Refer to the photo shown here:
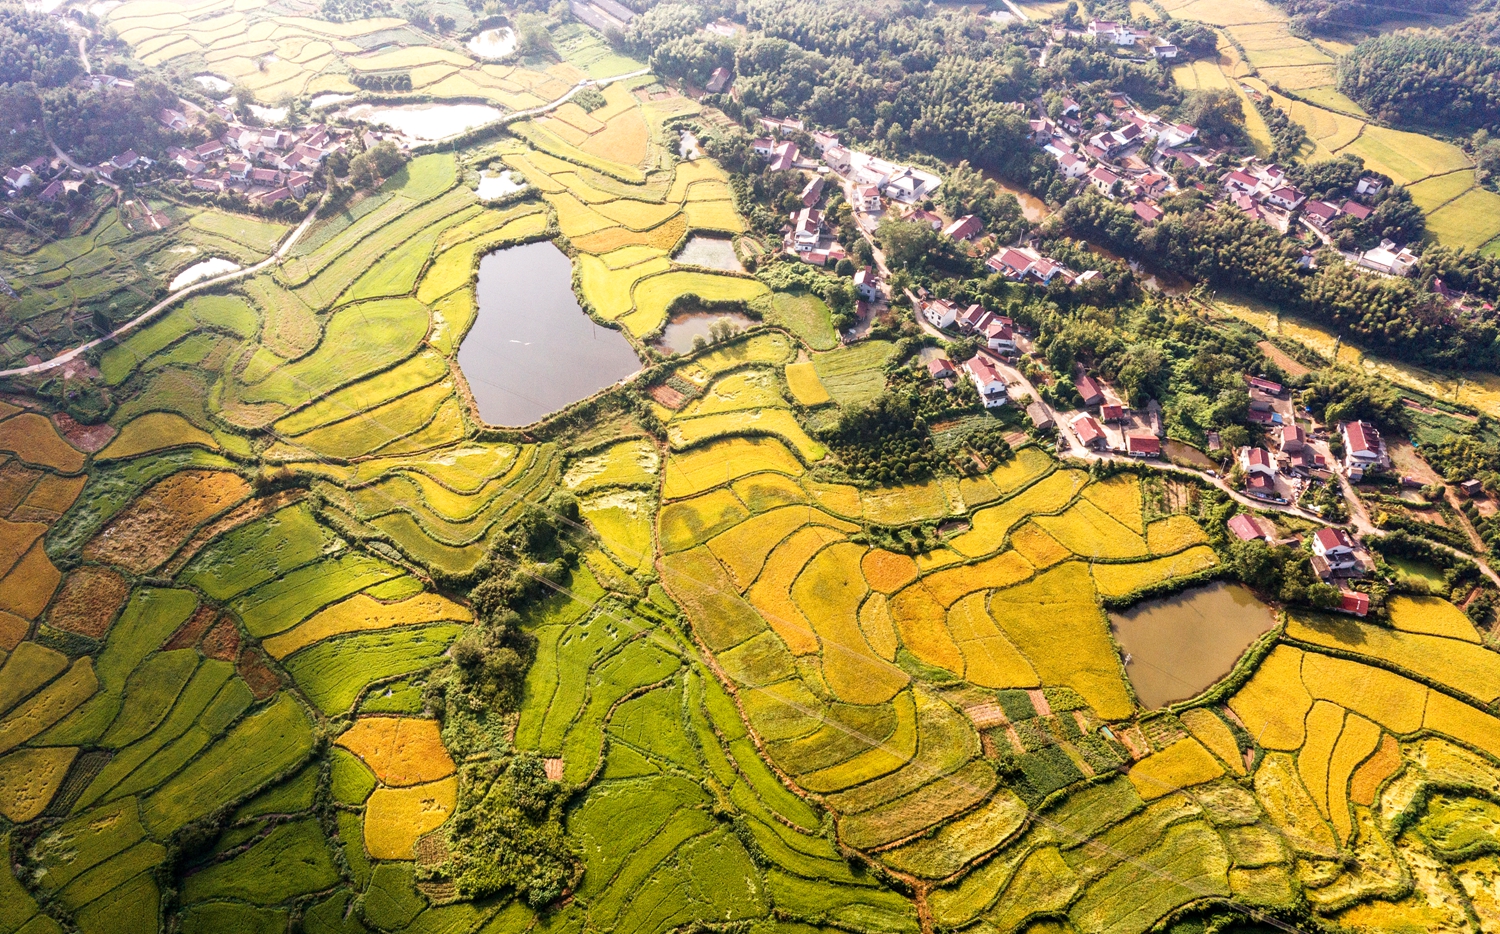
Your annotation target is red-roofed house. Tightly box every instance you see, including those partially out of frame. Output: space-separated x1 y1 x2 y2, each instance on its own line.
1072 414 1107 450
1132 201 1164 225
1100 403 1124 422
1264 186 1306 210
1248 376 1284 396
768 141 798 172
1088 166 1121 196
854 267 880 302
983 318 1016 355
1304 200 1340 228
1076 374 1104 408
1057 152 1089 179
928 357 956 380
959 304 993 331
922 298 959 329
1126 434 1160 458
1341 421 1384 476
943 214 984 241
988 247 1035 280
800 175 824 207
1227 513 1276 542
1341 200 1372 220
1338 589 1369 617
1239 446 1276 477
855 184 881 213
902 206 944 230
964 354 1010 408
1222 170 1259 194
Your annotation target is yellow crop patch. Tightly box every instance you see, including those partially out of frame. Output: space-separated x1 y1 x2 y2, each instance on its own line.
1297 700 1345 817
731 471 808 513
919 550 1034 607
0 413 84 473
668 409 825 462
662 436 804 500
785 362 832 406
949 469 1086 558
0 746 77 822
1299 651 1426 735
1348 734 1401 806
99 412 219 461
1386 595 1481 643
988 562 1132 719
859 592 899 661
336 717 455 786
1145 515 1209 553
990 446 1054 492
947 592 1038 689
793 542 909 705
1081 474 1144 532
1128 738 1224 799
1090 546 1217 598
1252 751 1336 857
265 592 473 659
708 505 852 590
658 487 749 553
1035 499 1148 560
1424 690 1500 761
1229 645 1311 751
747 525 845 655
1285 610 1500 703
861 549 919 594
1180 708 1245 775
364 776 458 859
890 583 964 675
1325 713 1380 843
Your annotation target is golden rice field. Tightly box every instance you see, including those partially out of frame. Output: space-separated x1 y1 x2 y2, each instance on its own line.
8 6 1500 932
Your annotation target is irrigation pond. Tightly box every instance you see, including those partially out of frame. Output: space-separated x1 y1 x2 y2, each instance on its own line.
458 241 641 425
1110 581 1277 708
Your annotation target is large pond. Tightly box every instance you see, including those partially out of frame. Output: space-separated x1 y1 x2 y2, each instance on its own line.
458 242 641 425
673 235 743 272
654 310 758 354
1110 582 1277 709
342 102 504 141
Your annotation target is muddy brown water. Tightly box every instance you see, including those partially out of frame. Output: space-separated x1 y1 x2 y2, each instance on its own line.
653 310 758 354
458 242 641 426
1110 582 1277 709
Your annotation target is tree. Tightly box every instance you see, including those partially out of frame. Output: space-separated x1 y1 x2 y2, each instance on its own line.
877 216 942 272
1179 89 1245 142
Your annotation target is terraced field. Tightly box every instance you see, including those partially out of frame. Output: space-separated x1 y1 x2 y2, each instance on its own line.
6 15 1500 933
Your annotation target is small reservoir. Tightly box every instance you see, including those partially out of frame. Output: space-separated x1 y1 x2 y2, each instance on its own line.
674 235 743 272
342 102 504 141
458 242 641 426
1110 582 1277 709
653 310 757 354
468 27 517 59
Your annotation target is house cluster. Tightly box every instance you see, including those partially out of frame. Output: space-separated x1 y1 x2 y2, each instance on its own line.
1029 93 1193 227
986 244 1099 287
1226 513 1370 615
3 156 87 204
1068 371 1162 457
1051 19 1181 60
1235 421 1332 504
168 113 344 205
920 300 1019 354
782 204 846 266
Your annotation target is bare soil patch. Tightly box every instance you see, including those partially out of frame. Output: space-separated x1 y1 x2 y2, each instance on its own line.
46 566 130 638
84 469 253 574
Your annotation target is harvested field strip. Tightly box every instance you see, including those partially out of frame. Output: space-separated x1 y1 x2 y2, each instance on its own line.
668 409 825 462
1091 546 1218 598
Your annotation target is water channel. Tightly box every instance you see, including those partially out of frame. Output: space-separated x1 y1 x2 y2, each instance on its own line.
1109 581 1277 709
458 242 641 426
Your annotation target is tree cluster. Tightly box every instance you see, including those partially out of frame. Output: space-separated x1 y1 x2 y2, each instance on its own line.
1060 191 1492 370
824 390 946 483
435 755 580 906
43 75 180 164
351 71 413 91
0 6 79 87
1252 95 1309 162
937 160 1029 244
1272 0 1464 34
316 0 393 22
1227 537 1343 608
1338 33 1500 133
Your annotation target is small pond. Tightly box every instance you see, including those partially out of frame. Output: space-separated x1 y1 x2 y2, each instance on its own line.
679 130 701 161
653 310 757 354
477 169 527 201
673 235 743 272
467 27 517 59
247 103 288 124
342 102 504 141
310 93 356 110
1110 581 1277 709
170 258 240 291
194 74 232 93
458 242 642 425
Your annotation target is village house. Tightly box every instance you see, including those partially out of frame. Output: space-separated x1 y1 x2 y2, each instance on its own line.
1263 185 1306 210
823 146 853 175
705 66 731 93
1027 401 1055 431
1341 420 1385 478
983 317 1017 355
855 184 881 213
1152 43 1178 59
927 357 956 381
799 175 824 207
1100 402 1124 423
1227 513 1278 542
1072 414 1107 450
1076 373 1104 408
854 267 880 302
1310 527 1373 582
1356 176 1385 196
768 141 798 172
1132 201 1164 225
1239 446 1282 501
1303 200 1340 229
958 303 992 331
964 354 1010 408
789 207 824 253
3 166 33 191
1357 240 1418 277
1088 166 1121 197
1057 152 1090 179
902 206 944 230
921 298 959 329
1126 434 1161 458
943 214 984 241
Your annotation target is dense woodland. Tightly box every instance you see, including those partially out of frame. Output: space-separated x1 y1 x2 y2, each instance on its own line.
1337 33 1500 132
